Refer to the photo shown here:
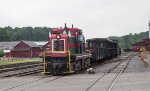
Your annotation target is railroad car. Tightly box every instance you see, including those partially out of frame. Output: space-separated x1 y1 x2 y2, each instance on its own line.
43 24 121 75
86 38 120 63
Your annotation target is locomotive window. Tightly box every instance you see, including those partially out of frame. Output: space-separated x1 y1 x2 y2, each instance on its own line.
52 39 65 53
53 32 61 34
101 43 103 47
89 42 92 47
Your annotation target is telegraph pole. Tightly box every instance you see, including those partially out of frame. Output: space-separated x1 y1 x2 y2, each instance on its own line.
149 20 150 38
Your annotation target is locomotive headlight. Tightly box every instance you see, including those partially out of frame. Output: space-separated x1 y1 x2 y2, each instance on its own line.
56 35 61 39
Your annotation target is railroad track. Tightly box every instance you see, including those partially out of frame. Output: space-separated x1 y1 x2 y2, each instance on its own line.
0 62 41 69
0 62 43 78
0 62 64 91
2 75 63 91
90 53 131 71
1 53 135 91
82 52 135 91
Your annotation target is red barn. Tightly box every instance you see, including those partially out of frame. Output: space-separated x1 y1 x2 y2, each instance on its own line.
11 41 40 57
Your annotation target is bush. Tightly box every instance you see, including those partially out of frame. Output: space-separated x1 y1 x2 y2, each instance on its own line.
0 50 4 57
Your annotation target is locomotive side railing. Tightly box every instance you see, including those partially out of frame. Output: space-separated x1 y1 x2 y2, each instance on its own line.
43 51 49 74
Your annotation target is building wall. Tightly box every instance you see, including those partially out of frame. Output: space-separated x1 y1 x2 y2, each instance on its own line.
11 47 40 57
31 47 41 57
11 50 30 57
132 39 150 52
146 43 150 51
132 45 141 52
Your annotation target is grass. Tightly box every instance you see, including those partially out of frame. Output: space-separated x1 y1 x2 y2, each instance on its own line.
0 60 33 66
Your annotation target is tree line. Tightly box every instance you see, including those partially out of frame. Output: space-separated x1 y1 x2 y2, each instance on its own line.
108 31 149 49
0 26 52 41
0 26 149 49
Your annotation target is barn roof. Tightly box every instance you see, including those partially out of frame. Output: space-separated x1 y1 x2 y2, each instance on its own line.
22 41 39 47
11 41 40 51
0 42 19 50
34 41 48 46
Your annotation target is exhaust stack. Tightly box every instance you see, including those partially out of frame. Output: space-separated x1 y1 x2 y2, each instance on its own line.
64 23 67 28
63 23 68 34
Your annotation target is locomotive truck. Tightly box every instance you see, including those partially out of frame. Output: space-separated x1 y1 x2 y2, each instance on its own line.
43 24 120 75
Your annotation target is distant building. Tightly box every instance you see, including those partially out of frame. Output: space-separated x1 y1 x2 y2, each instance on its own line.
0 42 19 57
11 41 41 57
132 38 150 52
42 41 50 51
41 41 50 56
0 41 50 57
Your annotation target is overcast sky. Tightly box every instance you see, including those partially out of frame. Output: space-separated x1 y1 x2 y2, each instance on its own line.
0 0 150 39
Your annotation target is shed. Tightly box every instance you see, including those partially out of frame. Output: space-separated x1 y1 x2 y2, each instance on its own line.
11 41 40 57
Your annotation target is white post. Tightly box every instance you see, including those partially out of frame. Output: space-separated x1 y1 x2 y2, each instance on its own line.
149 20 150 38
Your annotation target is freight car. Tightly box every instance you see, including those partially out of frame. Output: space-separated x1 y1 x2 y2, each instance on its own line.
43 24 120 75
86 38 121 63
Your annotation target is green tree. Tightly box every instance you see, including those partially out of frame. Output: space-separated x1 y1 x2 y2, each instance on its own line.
0 28 10 41
0 50 4 57
108 31 149 49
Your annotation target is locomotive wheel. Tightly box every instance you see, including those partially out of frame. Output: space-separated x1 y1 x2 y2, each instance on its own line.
51 70 56 75
82 58 90 68
75 60 82 71
86 58 91 67
73 63 77 72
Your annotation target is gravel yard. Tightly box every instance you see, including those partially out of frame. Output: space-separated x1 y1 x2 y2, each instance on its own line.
124 53 150 73
1 53 150 91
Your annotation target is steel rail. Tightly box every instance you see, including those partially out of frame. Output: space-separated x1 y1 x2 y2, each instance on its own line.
0 66 43 78
0 63 42 73
2 75 63 91
107 60 130 91
81 60 124 91
82 52 134 91
107 53 134 91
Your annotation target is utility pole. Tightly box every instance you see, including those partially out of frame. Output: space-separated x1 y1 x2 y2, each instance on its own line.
149 20 150 38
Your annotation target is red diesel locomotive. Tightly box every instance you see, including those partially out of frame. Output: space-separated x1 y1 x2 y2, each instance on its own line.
43 24 120 75
43 24 91 75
